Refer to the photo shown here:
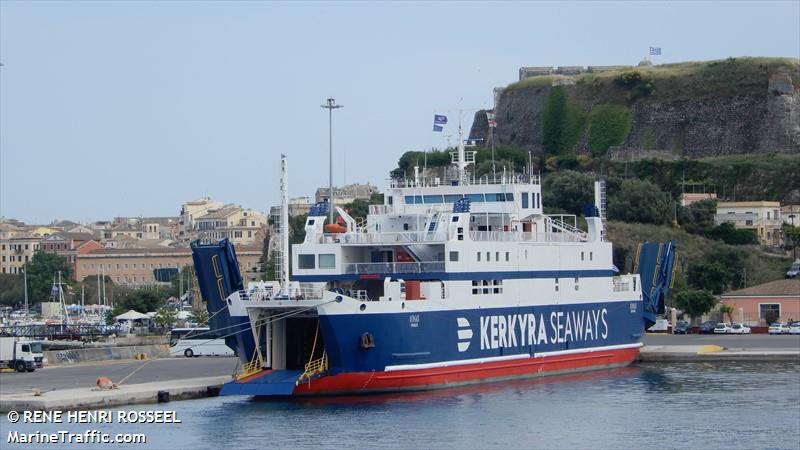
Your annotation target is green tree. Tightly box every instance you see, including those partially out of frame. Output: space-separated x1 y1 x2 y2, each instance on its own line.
188 308 209 326
709 222 757 245
115 289 164 313
342 199 369 222
781 223 799 258
674 289 718 320
153 306 178 329
607 179 672 224
0 274 24 307
25 252 72 305
677 199 717 235
289 214 308 244
687 261 732 294
587 104 632 157
541 170 594 215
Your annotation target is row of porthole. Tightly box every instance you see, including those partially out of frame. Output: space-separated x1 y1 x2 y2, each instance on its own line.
356 302 406 311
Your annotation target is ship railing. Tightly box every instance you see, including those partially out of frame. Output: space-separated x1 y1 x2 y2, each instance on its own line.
469 231 585 243
231 287 326 302
317 231 441 245
387 173 540 189
343 261 445 275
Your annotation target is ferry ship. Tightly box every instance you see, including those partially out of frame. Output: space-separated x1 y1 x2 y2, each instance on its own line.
192 142 676 397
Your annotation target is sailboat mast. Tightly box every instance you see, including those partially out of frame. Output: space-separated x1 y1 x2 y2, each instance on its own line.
23 261 29 318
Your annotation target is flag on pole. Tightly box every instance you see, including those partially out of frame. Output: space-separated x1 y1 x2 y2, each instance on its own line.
649 47 661 56
486 111 497 128
433 124 443 132
433 114 448 125
50 285 59 296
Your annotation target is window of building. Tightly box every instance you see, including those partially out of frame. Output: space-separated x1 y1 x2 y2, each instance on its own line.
590 252 593 261
505 252 510 262
521 192 529 209
298 254 315 269
486 252 490 262
449 251 459 262
495 252 500 261
318 254 335 269
477 252 481 262
581 252 585 261
759 303 781 320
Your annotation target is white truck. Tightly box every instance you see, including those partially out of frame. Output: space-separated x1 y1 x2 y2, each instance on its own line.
0 337 44 372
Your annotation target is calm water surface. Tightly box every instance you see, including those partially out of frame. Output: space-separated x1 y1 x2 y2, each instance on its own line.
3 362 799 449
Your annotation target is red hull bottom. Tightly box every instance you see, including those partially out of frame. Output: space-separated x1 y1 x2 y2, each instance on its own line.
288 347 640 396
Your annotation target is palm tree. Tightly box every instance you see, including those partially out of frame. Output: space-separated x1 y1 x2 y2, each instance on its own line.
719 304 735 324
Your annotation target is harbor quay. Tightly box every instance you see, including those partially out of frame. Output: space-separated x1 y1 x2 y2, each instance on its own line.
0 335 797 412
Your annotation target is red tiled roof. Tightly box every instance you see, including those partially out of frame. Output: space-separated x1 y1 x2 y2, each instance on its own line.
722 279 800 297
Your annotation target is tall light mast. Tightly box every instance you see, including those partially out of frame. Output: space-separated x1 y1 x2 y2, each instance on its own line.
280 155 290 297
321 98 343 225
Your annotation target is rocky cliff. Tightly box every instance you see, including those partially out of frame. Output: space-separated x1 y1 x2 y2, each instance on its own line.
470 58 800 158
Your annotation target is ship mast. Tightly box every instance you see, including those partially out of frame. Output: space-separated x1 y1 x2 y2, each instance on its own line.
280 154 290 297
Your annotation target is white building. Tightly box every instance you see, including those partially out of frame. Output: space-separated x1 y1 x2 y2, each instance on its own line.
714 201 782 246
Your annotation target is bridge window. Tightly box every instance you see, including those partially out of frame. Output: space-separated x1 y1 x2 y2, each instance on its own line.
444 194 462 202
466 194 484 203
423 195 443 204
505 193 514 201
318 254 335 269
298 254 315 269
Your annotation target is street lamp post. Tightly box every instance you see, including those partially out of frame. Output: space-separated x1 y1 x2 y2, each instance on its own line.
321 98 343 224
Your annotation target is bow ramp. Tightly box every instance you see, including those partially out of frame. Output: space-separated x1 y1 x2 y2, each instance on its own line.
221 370 304 396
635 241 678 329
190 239 255 365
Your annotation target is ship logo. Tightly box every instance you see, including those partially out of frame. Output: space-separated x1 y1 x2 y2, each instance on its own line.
456 317 473 352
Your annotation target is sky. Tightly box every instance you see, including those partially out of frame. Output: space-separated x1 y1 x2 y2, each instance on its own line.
1 1 798 224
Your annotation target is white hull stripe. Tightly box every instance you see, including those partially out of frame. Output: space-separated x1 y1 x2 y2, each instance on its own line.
384 343 642 372
532 342 643 358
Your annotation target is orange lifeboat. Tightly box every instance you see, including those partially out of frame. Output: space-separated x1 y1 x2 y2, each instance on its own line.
324 223 347 234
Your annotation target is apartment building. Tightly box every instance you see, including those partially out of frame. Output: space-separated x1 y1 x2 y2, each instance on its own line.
195 205 266 245
714 201 783 246
178 197 223 238
76 245 262 287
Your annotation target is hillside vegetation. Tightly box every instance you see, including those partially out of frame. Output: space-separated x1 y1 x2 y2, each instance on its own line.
478 57 800 158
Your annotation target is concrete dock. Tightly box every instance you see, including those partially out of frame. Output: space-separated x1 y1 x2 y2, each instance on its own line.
0 376 228 412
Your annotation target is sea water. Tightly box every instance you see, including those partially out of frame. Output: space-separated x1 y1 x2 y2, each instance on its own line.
3 362 798 449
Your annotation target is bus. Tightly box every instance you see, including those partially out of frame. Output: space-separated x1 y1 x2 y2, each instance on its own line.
168 327 234 357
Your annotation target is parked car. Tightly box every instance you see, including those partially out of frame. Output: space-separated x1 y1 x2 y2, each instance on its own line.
673 320 692 334
789 322 800 335
787 260 800 278
768 323 791 334
699 321 717 334
713 323 732 334
729 323 752 334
